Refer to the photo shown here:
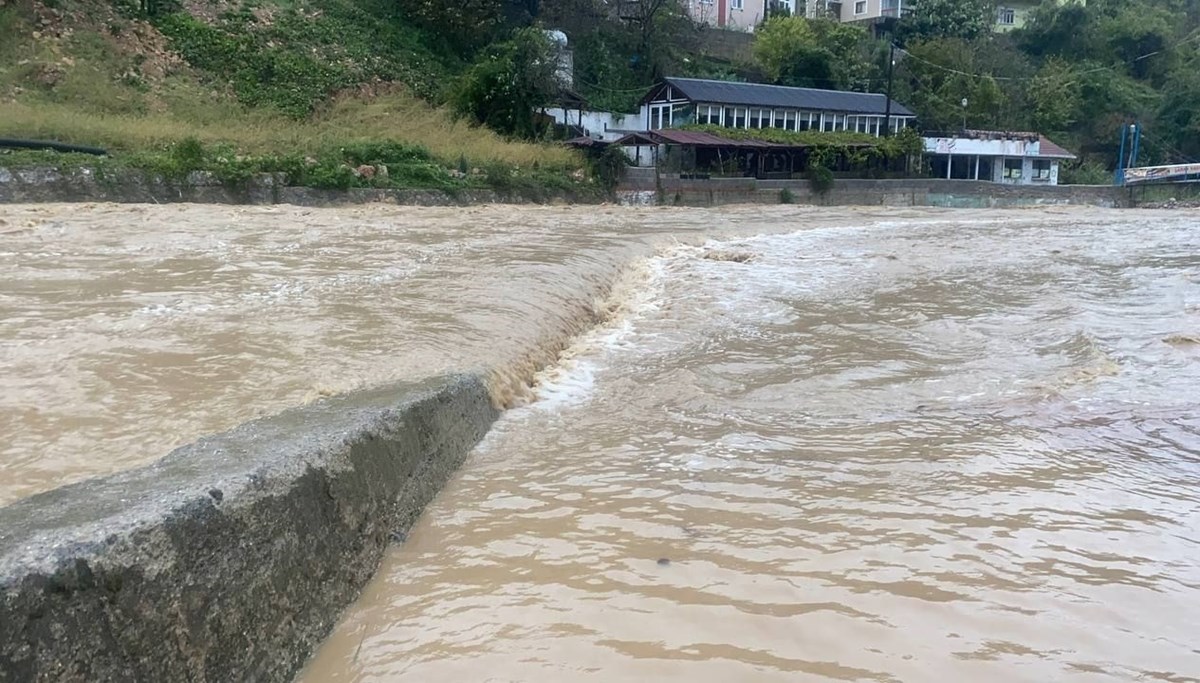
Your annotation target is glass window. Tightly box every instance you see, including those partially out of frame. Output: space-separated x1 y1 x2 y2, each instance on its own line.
735 108 747 128
732 0 743 8
785 111 797 130
749 109 761 128
855 1 867 14
697 106 710 126
1004 158 1023 179
724 107 736 128
998 7 1015 24
1032 159 1052 179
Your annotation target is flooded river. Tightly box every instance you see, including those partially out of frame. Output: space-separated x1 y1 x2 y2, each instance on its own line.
3 204 1200 681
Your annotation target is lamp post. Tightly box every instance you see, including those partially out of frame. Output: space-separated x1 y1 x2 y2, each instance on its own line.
883 42 896 137
961 98 968 132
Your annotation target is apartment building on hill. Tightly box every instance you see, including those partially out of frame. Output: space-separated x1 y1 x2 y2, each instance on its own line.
805 0 1083 31
995 0 1085 32
806 0 910 23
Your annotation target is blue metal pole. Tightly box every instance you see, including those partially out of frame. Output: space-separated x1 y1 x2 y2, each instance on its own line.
1115 124 1128 186
1130 122 1141 170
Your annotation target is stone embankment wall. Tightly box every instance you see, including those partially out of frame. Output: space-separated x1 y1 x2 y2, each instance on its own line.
0 375 499 683
3 165 1133 208
621 176 1131 209
0 167 581 206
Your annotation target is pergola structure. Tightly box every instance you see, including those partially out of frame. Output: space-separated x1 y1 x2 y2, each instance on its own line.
615 129 889 179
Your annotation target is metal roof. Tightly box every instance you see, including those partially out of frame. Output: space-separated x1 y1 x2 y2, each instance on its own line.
1037 136 1077 160
658 77 916 117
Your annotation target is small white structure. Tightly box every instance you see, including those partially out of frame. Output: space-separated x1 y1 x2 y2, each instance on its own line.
544 30 574 90
542 108 644 142
922 130 1077 185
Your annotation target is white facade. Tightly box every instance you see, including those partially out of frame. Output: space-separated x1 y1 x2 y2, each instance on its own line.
923 135 1071 185
686 0 771 32
544 107 643 142
808 0 909 22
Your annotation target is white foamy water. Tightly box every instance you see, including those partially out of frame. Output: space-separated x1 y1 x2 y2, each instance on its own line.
303 210 1200 682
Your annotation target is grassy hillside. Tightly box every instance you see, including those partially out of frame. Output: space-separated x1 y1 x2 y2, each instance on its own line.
0 0 585 194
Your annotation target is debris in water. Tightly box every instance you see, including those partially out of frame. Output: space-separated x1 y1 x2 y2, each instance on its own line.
389 530 408 543
1164 334 1200 347
657 558 671 566
702 250 754 264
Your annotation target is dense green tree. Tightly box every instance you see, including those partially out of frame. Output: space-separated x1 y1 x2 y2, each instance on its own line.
452 28 561 138
1027 58 1082 132
393 0 506 54
754 16 878 90
894 38 1007 131
895 0 994 43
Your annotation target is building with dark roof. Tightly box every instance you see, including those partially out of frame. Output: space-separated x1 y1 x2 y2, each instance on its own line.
640 77 916 137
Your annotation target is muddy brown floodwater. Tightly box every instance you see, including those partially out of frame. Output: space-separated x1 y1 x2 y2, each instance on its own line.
3 204 1200 681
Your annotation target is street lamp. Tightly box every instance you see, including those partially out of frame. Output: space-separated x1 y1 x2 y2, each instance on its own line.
960 98 969 132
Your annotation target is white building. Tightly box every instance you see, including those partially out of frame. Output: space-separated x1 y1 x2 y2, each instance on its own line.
922 130 1077 185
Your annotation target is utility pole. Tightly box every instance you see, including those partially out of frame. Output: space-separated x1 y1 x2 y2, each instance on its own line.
883 41 896 137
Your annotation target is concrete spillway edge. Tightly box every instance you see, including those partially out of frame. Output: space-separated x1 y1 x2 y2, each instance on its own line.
0 374 500 682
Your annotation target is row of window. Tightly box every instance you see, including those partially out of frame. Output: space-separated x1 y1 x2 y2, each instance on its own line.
1003 158 1053 180
691 103 908 136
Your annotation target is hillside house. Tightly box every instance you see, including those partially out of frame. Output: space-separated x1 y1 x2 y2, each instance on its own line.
807 0 910 23
640 77 915 136
807 0 1083 31
995 0 1085 31
685 0 778 31
923 130 1077 185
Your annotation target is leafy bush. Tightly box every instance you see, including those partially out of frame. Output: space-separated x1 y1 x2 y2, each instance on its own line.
1059 160 1111 185
587 144 630 194
809 165 834 195
682 124 923 159
779 187 795 203
452 28 560 139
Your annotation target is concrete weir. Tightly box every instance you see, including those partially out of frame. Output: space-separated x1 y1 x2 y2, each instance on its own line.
0 375 499 682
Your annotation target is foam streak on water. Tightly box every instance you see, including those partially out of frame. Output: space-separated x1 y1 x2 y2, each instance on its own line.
302 210 1200 682
1 202 865 504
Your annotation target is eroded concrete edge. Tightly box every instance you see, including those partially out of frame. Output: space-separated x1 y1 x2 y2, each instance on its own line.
0 373 500 683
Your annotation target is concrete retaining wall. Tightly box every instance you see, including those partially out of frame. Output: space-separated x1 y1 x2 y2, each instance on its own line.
0 375 499 682
623 176 1130 209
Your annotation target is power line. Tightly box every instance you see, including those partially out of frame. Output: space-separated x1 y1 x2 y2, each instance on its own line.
895 26 1200 84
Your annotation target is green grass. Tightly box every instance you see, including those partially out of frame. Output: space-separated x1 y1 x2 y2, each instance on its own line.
0 0 592 196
